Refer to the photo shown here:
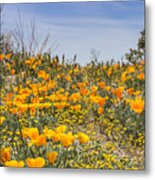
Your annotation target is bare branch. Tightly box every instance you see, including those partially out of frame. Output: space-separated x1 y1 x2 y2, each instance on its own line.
39 32 51 54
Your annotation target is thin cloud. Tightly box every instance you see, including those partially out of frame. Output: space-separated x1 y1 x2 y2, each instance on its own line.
2 2 144 65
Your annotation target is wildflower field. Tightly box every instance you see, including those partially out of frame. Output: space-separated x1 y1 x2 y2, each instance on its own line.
0 52 145 169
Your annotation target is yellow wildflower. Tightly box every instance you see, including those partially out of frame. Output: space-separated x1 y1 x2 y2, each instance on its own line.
0 116 5 125
0 147 11 163
56 125 67 134
47 152 58 164
137 73 145 80
5 160 24 167
130 97 144 114
78 132 89 144
60 132 75 147
26 157 45 168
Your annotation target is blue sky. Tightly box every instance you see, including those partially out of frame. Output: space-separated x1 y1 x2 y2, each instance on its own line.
3 1 144 64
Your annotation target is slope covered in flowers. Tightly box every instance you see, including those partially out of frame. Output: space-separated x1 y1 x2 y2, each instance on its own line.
0 53 145 169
